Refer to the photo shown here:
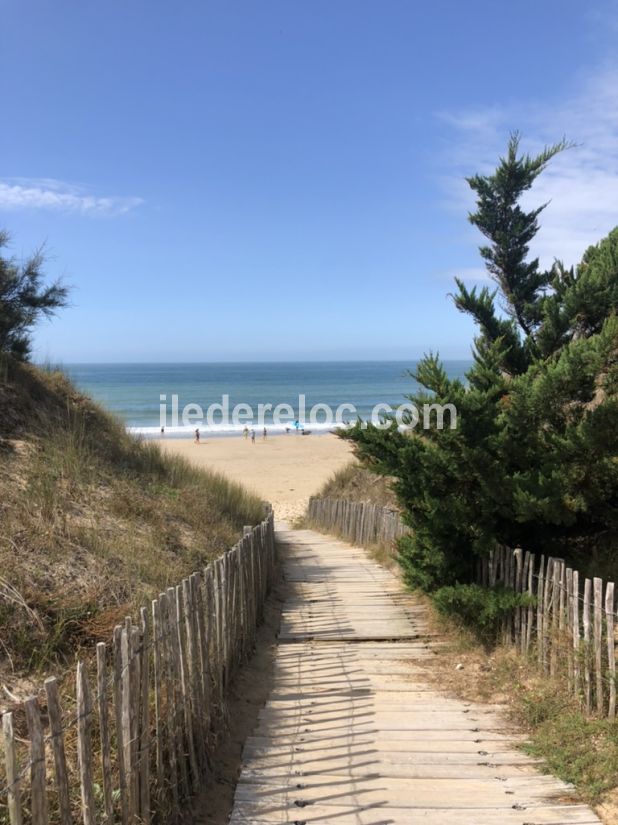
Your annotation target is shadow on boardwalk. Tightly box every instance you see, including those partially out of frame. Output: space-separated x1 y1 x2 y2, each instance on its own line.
225 526 601 825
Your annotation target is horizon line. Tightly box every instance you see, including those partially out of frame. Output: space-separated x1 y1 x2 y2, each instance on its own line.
42 356 474 367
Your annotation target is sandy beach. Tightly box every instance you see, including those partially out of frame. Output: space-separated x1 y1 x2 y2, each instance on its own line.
155 433 354 521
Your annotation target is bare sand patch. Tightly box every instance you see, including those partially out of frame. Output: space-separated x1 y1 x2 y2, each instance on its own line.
155 433 353 520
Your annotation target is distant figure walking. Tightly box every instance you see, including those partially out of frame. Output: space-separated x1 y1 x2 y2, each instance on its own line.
160 426 165 435
243 426 249 439
250 429 256 444
263 426 267 440
195 428 200 444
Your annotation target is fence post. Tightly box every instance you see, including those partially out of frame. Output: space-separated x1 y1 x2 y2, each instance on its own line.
525 552 535 655
583 578 592 713
565 568 573 691
594 577 604 715
24 696 48 825
606 582 616 720
572 570 580 700
44 677 73 825
139 606 152 823
95 643 114 822
76 662 96 825
113 625 130 825
3 712 23 825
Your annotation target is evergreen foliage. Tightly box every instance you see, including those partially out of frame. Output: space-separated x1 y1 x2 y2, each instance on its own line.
0 230 69 360
344 135 618 590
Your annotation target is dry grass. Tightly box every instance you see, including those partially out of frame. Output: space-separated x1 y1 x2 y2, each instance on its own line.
317 461 399 508
0 356 264 681
296 461 400 565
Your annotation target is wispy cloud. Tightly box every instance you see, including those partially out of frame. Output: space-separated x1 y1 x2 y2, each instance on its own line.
438 65 618 271
0 177 143 216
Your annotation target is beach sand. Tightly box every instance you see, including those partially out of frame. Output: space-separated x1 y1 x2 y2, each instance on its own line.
155 433 354 521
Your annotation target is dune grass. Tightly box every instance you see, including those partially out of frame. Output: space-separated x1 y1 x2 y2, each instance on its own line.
317 461 399 508
0 357 264 674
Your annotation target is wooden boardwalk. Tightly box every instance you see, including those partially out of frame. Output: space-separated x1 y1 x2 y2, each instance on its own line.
230 526 601 824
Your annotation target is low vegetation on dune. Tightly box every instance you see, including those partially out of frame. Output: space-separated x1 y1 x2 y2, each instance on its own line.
0 355 264 677
317 461 398 509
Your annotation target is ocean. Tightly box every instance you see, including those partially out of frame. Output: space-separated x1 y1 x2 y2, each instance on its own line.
64 361 472 438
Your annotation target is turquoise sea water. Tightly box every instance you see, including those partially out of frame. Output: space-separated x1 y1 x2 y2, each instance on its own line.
64 361 472 437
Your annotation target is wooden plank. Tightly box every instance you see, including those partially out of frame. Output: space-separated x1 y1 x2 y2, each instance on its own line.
550 560 560 676
44 677 73 825
205 564 221 723
536 555 546 667
519 551 529 653
95 643 113 821
176 583 199 789
566 568 574 691
525 551 535 654
113 625 130 825
606 581 616 719
185 576 206 774
121 624 135 819
229 802 600 825
24 695 48 825
166 587 190 800
583 578 592 712
2 712 23 825
594 577 604 715
192 571 211 768
130 625 141 817
514 548 523 647
151 598 164 791
572 570 580 699
212 562 225 719
76 661 96 825
159 591 180 813
139 606 152 824
559 562 566 634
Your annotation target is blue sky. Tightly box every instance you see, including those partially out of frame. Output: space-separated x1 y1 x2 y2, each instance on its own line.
1 0 617 362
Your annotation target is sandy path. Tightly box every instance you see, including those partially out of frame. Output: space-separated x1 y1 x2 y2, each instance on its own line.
155 433 353 520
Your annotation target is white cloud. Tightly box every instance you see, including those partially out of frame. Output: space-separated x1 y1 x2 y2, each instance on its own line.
0 177 143 216
438 66 618 270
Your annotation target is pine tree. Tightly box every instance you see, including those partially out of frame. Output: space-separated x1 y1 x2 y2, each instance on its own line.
343 137 618 589
0 231 68 360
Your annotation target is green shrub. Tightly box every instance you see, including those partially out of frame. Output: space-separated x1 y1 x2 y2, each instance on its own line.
433 583 535 643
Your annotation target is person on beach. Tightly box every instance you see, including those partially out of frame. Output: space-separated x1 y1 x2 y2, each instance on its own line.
243 425 249 439
250 429 256 444
195 428 200 444
263 426 267 439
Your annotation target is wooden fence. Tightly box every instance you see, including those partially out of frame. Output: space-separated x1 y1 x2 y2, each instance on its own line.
307 497 411 550
0 509 276 824
307 496 617 720
480 545 617 719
